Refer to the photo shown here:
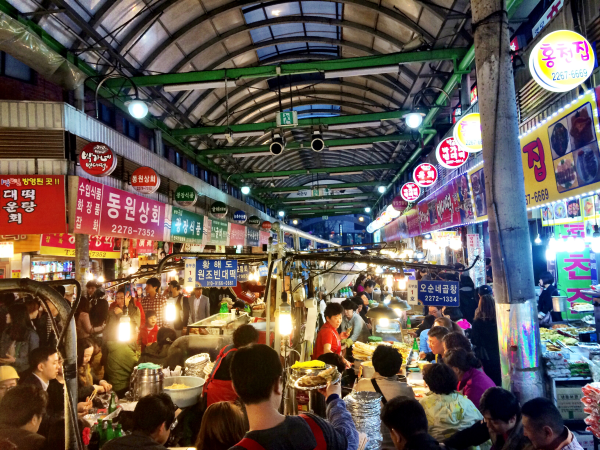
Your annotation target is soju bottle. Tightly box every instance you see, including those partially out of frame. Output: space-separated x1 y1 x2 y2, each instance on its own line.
105 420 115 442
98 420 107 448
412 337 419 352
115 424 123 438
406 315 412 329
108 392 117 414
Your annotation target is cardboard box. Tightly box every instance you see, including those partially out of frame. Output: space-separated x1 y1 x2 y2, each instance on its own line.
556 385 586 420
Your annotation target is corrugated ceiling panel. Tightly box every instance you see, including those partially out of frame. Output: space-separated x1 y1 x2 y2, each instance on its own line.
343 5 377 28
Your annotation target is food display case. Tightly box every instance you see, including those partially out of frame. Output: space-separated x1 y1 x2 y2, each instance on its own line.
187 312 250 335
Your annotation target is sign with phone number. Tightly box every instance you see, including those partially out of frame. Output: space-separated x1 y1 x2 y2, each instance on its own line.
416 280 460 306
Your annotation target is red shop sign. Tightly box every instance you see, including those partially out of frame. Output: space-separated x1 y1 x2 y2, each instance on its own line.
1 176 66 234
262 221 272 230
229 223 246 246
435 137 468 170
131 167 160 195
413 163 438 187
400 182 421 202
392 196 408 211
72 177 165 240
79 142 117 177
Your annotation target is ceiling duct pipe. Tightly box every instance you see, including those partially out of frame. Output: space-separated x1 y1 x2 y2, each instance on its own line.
0 11 86 90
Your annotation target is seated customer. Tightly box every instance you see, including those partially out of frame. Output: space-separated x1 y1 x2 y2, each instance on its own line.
444 387 530 450
105 340 139 397
230 344 359 450
77 338 112 402
522 397 584 450
138 328 183 370
444 348 495 408
381 397 444 450
203 325 259 408
355 346 414 450
434 317 464 336
0 367 18 402
419 364 483 442
417 315 436 353
442 332 472 354
419 326 450 363
340 300 370 345
103 393 176 450
0 384 47 450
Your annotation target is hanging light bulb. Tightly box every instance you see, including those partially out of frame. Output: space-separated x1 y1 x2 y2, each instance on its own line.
398 278 407 290
379 318 390 327
185 285 193 293
449 238 462 251
118 316 131 342
375 266 383 274
128 266 137 275
97 275 105 283
169 270 178 278
592 237 600 253
549 236 557 249
546 248 556 261
165 299 177 323
534 234 542 245
573 238 586 252
405 249 414 258
278 294 292 336
86 272 95 281
241 186 251 195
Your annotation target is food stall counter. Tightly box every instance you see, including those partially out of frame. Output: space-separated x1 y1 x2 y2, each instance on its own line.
188 312 250 335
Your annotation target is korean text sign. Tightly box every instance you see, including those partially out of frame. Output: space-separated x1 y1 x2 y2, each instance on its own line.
1 176 66 234
196 259 238 287
210 219 229 245
171 207 203 244
71 177 165 240
417 280 460 306
520 89 600 208
237 264 250 282
229 223 246 246
40 234 121 258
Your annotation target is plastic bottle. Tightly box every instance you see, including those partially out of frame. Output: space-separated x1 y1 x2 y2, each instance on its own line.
105 419 115 442
108 392 117 414
406 315 412 329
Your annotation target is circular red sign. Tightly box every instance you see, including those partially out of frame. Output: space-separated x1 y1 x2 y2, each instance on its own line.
400 182 421 202
435 137 469 169
392 196 408 211
79 142 116 177
131 167 161 194
413 163 438 187
262 221 272 230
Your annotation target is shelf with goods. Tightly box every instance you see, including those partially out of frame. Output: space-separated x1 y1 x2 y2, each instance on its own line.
31 259 75 282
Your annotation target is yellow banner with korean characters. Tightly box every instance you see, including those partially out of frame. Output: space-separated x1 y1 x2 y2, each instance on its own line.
520 88 600 212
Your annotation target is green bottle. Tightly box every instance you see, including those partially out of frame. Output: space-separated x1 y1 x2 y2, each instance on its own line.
219 302 229 314
98 420 107 448
406 315 412 329
412 337 419 352
105 420 115 442
108 392 117 414
115 424 123 438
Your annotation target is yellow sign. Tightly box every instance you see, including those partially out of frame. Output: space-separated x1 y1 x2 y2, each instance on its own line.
453 113 482 152
467 165 488 222
529 30 595 93
521 89 600 209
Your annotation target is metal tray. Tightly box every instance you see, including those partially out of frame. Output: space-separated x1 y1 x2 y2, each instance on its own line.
289 364 341 391
292 372 342 391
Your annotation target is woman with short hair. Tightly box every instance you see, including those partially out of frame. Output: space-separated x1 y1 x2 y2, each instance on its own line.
444 348 495 408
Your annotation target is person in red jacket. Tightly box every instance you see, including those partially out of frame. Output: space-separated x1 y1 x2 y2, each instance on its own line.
138 310 158 351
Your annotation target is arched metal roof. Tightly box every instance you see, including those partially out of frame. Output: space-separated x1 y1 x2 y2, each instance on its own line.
13 0 472 206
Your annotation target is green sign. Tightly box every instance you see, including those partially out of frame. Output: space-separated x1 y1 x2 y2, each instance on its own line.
211 218 229 245
175 185 198 207
210 201 228 219
171 207 203 244
276 111 298 127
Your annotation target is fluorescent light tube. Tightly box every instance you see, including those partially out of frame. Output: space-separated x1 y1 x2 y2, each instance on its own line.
324 65 398 78
331 171 364 176
232 152 269 158
328 121 381 130
328 144 373 151
255 176 290 180
212 131 265 139
164 80 237 92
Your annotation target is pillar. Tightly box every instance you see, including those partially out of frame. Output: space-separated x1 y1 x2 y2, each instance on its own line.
75 234 89 298
460 73 471 111
471 0 543 400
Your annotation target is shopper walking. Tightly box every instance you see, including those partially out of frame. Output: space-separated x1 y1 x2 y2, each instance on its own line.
141 278 167 328
471 288 501 386
188 286 210 324
168 281 190 334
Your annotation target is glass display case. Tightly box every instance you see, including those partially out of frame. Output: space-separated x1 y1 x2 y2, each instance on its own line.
188 312 250 335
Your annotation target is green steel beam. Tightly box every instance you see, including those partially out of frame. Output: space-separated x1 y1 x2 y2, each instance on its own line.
202 134 418 156
173 110 411 137
372 0 522 210
255 181 380 193
104 48 469 88
268 193 377 204
234 164 399 179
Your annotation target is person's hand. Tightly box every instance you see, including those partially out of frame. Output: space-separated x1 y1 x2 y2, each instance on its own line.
343 358 352 369
77 399 92 414
94 384 105 394
419 352 426 360
0 355 15 364
408 331 417 338
114 307 123 315
340 331 349 339
366 322 372 330
325 381 342 399
125 292 132 306
99 380 112 392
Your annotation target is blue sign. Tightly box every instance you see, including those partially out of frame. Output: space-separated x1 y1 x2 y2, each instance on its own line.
233 210 247 224
246 227 259 247
237 264 250 282
417 280 459 306
196 259 238 287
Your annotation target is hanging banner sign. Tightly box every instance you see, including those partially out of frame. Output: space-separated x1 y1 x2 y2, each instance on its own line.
1 175 66 235
193 259 238 287
532 0 564 37
413 163 438 187
262 221 272 230
400 182 421 202
78 142 117 177
174 185 198 207
529 30 594 93
40 234 121 258
392 196 408 211
417 280 460 306
135 239 154 254
210 218 229 245
70 177 166 241
210 201 228 219
171 207 203 244
468 166 488 221
453 113 482 152
521 88 600 209
383 215 409 242
233 210 247 224
131 167 161 194
247 215 261 227
436 137 469 169
229 223 246 246
406 209 421 236
202 217 211 246
237 264 250 282
246 227 260 246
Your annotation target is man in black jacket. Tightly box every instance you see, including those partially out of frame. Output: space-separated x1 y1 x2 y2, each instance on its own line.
381 397 443 450
444 387 531 450
168 281 190 334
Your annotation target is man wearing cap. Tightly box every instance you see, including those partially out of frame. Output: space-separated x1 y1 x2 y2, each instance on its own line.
0 366 18 402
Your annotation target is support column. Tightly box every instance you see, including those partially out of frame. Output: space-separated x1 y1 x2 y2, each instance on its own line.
154 130 163 155
471 0 543 400
74 84 85 112
75 235 89 298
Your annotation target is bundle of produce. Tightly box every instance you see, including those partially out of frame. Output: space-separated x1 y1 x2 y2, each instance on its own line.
582 383 600 437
